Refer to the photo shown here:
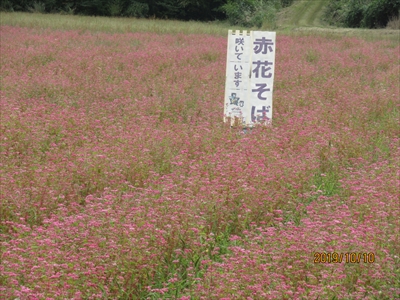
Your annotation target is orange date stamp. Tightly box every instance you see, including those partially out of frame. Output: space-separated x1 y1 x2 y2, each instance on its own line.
314 252 375 264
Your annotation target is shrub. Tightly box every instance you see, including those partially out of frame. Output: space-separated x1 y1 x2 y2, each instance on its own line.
0 0 14 11
27 1 46 13
324 0 400 28
221 0 281 28
280 0 295 7
362 0 400 28
386 13 400 28
124 0 149 18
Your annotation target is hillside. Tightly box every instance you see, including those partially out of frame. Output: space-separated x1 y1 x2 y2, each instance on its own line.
277 0 330 28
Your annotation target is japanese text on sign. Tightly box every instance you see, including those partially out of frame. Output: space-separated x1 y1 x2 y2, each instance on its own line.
224 30 276 126
223 30 251 125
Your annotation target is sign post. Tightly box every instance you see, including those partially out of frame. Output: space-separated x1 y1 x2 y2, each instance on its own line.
224 30 276 127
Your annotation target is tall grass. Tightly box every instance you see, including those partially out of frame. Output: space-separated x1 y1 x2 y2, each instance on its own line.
0 12 238 36
2 11 399 42
386 15 400 30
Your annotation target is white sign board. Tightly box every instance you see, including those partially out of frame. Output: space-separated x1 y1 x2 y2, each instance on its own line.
224 30 251 125
224 30 276 127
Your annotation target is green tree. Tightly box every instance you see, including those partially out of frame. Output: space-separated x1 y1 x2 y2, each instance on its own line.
0 0 294 22
221 0 281 28
362 0 400 28
324 0 400 28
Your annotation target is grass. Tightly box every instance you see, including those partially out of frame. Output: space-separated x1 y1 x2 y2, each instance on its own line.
1 11 399 42
276 0 330 28
386 15 400 30
0 11 238 36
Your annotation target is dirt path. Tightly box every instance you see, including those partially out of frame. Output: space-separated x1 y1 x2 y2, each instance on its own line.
277 0 330 28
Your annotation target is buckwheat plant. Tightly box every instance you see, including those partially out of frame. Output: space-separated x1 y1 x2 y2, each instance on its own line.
1 26 399 299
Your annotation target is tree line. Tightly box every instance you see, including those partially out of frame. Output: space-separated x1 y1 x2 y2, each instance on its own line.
0 0 294 27
1 0 398 28
323 0 399 28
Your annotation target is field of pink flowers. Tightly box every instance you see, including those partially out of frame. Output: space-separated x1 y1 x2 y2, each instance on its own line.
0 25 399 299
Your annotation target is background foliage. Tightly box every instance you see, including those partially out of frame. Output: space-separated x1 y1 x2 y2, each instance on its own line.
1 0 399 29
1 0 293 27
221 0 286 28
2 0 398 28
323 0 400 28
0 0 226 20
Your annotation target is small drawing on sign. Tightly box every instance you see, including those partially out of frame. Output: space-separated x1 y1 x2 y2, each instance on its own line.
229 93 244 107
